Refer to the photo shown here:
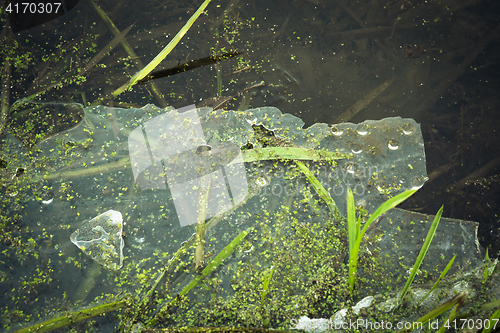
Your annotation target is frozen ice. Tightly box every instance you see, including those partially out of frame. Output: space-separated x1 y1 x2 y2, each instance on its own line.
70 210 124 271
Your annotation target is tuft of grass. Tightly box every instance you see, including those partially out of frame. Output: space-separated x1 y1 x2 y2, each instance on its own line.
347 188 417 294
397 205 443 308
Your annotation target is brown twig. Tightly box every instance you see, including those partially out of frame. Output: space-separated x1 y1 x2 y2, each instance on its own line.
333 77 395 124
426 162 460 185
212 81 265 110
447 156 500 193
0 25 12 139
0 57 11 140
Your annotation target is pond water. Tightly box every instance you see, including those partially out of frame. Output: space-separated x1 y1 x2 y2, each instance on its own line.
1 0 499 331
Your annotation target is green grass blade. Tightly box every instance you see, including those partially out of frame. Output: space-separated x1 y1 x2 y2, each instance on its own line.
113 0 212 96
437 300 462 333
240 147 352 163
89 0 167 106
481 305 500 333
359 189 418 240
454 299 500 321
348 189 417 293
418 254 456 305
347 188 356 261
12 299 127 333
147 227 251 327
46 148 351 181
181 228 250 297
295 160 340 220
399 291 467 333
260 266 275 312
483 248 490 284
357 214 361 237
398 205 443 308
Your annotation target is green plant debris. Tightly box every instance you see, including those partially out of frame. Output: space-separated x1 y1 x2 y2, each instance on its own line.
480 304 500 333
147 227 252 328
399 291 468 333
112 0 214 97
0 0 495 331
348 189 418 293
397 205 443 308
10 299 128 333
0 102 490 332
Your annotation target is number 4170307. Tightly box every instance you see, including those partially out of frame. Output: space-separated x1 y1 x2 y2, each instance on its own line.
5 3 62 14
444 318 498 330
